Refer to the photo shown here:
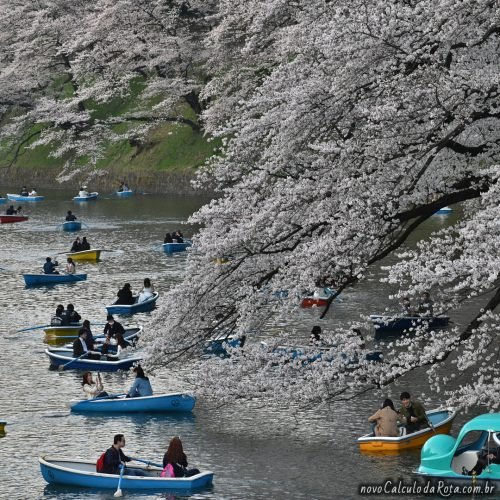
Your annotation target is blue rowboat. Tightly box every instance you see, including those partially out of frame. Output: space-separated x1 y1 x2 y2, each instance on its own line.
7 193 45 202
45 348 142 372
434 207 453 215
106 292 159 315
204 335 246 357
162 241 192 254
417 413 500 483
0 197 6 204
40 457 214 491
116 190 133 197
73 192 98 201
370 315 449 334
70 392 196 413
24 273 87 286
62 221 82 231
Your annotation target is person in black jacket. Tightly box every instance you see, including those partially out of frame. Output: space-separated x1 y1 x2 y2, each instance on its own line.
102 434 146 476
72 329 100 359
65 210 77 221
103 315 126 337
162 436 200 477
70 237 82 253
60 303 81 325
80 237 90 251
116 284 135 305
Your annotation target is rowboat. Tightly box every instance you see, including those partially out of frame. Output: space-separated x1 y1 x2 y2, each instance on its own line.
370 315 450 334
0 197 6 204
204 335 246 357
0 421 6 433
66 249 102 261
62 221 82 231
40 457 214 491
44 325 82 340
105 292 159 315
358 408 456 453
0 215 28 224
162 241 192 254
70 392 196 413
24 273 87 286
417 413 500 483
434 207 453 215
45 348 142 371
301 288 336 308
73 192 98 201
116 190 133 197
7 193 45 202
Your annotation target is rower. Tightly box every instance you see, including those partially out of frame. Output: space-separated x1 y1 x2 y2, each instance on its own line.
20 186 28 196
5 205 16 215
43 257 59 275
66 210 77 221
70 237 82 253
78 186 89 197
80 237 90 251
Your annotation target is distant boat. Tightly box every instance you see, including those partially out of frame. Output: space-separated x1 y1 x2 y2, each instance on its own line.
204 335 246 357
62 221 82 232
0 215 28 224
39 456 214 491
24 273 87 286
70 392 196 413
162 240 192 254
300 288 336 308
73 192 98 201
0 421 6 433
434 207 453 215
0 197 6 204
370 315 450 334
66 249 102 261
7 193 45 202
116 190 133 197
105 292 159 315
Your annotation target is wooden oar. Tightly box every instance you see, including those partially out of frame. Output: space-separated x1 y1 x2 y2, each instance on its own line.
58 353 88 371
114 464 125 497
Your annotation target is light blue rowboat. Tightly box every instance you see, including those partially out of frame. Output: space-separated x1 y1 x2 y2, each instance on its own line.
73 192 98 201
70 392 196 413
105 292 159 315
7 193 45 202
45 348 142 372
0 198 6 204
62 221 82 231
40 457 214 491
162 240 192 254
434 206 453 215
24 273 87 286
116 190 133 197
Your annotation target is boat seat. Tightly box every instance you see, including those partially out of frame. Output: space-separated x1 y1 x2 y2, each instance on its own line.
451 451 479 475
399 427 407 437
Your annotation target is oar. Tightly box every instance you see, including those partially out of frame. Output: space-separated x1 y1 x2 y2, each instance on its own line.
81 221 90 229
114 464 125 497
16 324 51 332
60 271 87 282
129 456 163 468
58 352 88 371
152 243 164 250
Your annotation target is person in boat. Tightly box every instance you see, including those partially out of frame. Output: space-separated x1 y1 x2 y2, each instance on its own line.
164 232 173 244
80 237 90 251
20 186 29 196
123 182 129 191
65 210 77 221
50 304 65 326
126 365 153 397
103 314 126 337
66 257 76 274
368 398 404 437
70 237 82 253
398 391 427 434
118 181 125 192
78 186 89 197
101 434 146 476
401 297 414 316
82 372 108 399
137 278 154 303
162 436 200 478
310 325 323 346
81 319 95 349
417 292 434 316
104 331 129 360
59 303 82 326
5 205 16 215
28 188 37 196
173 231 184 243
72 329 101 360
116 283 135 305
43 257 59 274
465 437 500 476
16 206 22 214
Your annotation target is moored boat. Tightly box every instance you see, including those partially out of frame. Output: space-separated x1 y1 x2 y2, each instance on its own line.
70 392 195 413
39 456 214 491
66 249 102 261
73 192 98 201
7 193 45 202
0 214 29 224
116 190 133 197
358 408 456 453
0 421 6 433
370 315 450 334
24 273 87 286
417 413 500 482
162 241 192 254
62 221 82 232
45 348 142 371
105 292 159 315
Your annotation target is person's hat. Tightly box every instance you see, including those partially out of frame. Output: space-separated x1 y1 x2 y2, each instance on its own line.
106 314 114 321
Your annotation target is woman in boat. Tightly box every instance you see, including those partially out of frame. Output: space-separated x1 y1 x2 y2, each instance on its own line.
70 237 82 253
105 331 129 361
116 283 135 305
66 257 76 274
50 304 65 326
78 186 89 197
138 278 154 303
81 319 95 349
28 188 37 196
118 181 125 192
368 399 403 437
164 232 173 244
173 231 184 243
80 237 90 251
126 365 153 397
82 372 108 399
162 437 200 478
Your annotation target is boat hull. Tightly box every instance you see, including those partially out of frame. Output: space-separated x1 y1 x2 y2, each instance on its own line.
162 241 192 254
73 192 98 201
370 315 450 334
71 393 195 413
7 193 44 202
66 249 101 261
358 409 456 453
0 198 6 204
43 325 82 339
0 215 28 224
434 207 453 214
40 457 213 491
106 292 159 315
116 190 133 197
62 221 82 232
0 421 5 433
301 296 330 308
24 274 87 286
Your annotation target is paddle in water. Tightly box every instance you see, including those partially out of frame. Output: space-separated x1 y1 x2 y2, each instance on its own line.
114 464 124 497
58 353 87 371
16 324 50 333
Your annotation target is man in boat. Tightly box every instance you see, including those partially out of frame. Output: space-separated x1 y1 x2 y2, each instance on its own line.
60 303 81 325
72 329 101 360
20 186 28 196
101 434 146 476
80 237 90 251
43 257 59 274
399 391 427 434
466 437 500 476
104 314 126 337
116 283 135 305
417 292 434 316
5 205 16 215
70 237 82 253
65 210 77 221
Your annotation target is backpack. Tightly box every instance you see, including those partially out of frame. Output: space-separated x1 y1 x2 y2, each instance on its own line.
96 452 106 473
160 463 175 478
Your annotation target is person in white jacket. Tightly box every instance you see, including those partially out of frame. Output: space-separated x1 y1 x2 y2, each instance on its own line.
82 372 108 399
